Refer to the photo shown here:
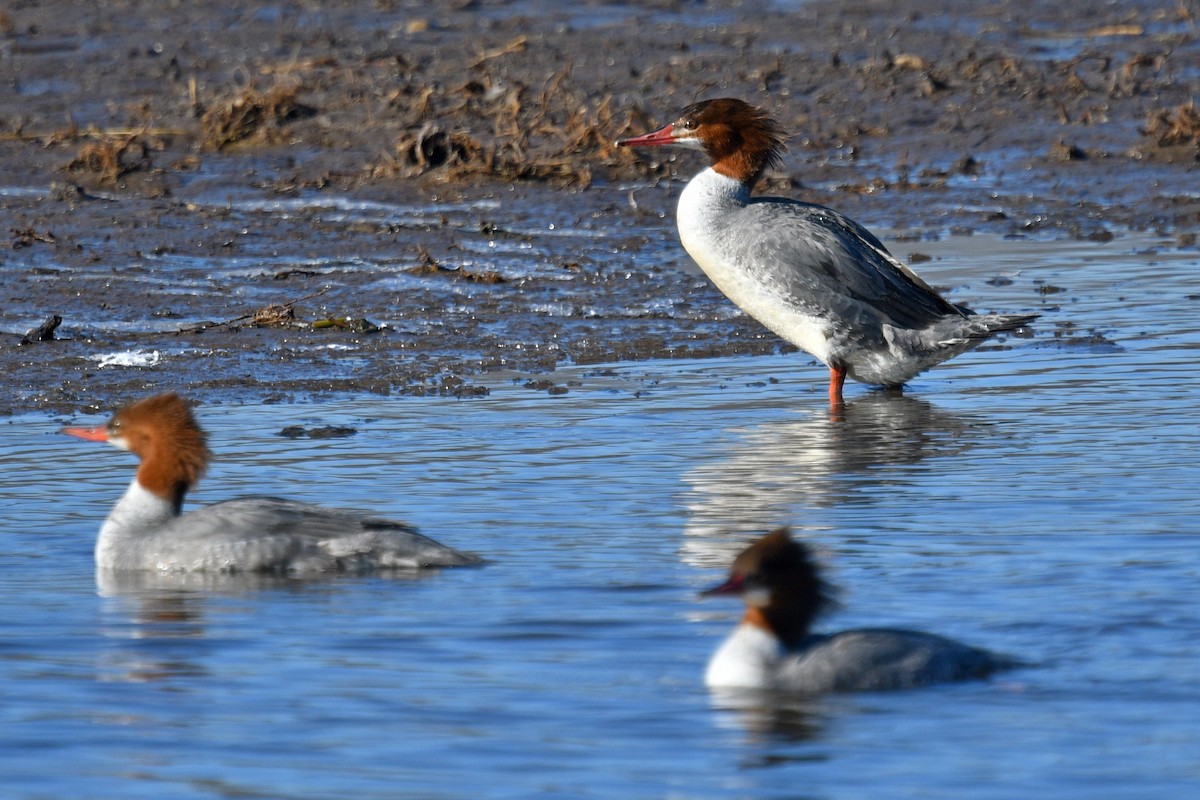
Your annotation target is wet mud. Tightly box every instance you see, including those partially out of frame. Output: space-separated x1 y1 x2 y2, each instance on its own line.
1 0 1197 416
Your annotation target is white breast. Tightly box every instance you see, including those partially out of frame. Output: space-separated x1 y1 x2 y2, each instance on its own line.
705 623 782 689
676 169 832 365
96 479 176 568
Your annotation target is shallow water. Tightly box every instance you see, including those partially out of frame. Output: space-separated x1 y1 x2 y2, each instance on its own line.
2 234 1200 799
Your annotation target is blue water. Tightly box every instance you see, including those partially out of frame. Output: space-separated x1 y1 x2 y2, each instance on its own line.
2 234 1199 798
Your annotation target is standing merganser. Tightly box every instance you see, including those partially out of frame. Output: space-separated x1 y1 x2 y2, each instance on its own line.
617 98 1037 404
702 528 1008 692
61 392 480 573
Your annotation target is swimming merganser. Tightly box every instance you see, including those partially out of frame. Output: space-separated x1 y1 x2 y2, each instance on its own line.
62 392 480 573
702 528 1008 692
617 98 1037 403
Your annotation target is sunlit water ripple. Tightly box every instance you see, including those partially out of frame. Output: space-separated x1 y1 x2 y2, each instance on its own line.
1 234 1198 799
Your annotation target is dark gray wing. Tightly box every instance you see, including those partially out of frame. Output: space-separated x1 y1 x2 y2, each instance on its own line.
793 629 1005 692
735 198 968 330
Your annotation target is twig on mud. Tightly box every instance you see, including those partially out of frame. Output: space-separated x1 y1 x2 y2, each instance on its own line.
535 63 573 126
0 126 188 144
471 35 527 68
174 287 331 334
10 227 56 247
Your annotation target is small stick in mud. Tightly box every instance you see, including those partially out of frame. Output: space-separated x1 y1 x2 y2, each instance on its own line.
174 288 330 334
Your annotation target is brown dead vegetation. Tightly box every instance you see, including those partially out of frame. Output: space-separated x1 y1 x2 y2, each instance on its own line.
251 303 298 327
10 227 56 248
200 84 316 150
369 63 644 188
1145 102 1200 147
386 125 487 174
406 247 507 284
65 131 158 185
176 289 329 334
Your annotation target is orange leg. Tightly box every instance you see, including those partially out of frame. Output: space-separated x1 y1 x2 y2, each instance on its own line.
828 365 847 406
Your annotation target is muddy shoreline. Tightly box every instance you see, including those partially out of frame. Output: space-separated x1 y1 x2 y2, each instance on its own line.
2 0 1197 417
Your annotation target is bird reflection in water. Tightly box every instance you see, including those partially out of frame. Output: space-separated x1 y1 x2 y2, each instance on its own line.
681 393 985 567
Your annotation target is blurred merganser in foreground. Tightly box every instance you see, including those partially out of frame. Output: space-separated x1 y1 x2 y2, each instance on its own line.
702 528 1009 692
617 98 1037 403
62 392 480 573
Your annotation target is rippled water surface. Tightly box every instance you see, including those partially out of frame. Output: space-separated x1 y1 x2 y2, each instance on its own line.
2 234 1199 799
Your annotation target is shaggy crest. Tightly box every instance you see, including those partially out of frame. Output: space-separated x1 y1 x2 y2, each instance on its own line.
111 392 210 511
674 98 788 183
724 527 839 647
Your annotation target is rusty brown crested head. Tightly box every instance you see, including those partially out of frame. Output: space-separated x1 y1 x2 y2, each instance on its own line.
701 527 838 647
617 98 787 186
65 392 210 513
